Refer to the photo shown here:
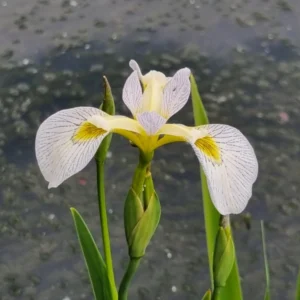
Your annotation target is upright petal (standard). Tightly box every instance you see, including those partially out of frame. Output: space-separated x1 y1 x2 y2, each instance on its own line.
124 60 191 135
161 68 191 119
122 70 143 117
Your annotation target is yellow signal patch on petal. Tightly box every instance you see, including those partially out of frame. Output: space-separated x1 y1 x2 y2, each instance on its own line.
195 136 221 163
73 121 107 142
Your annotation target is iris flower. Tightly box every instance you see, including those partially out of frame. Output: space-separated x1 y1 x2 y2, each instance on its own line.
35 60 258 215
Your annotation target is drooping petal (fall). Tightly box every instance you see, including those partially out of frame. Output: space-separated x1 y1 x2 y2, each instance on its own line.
35 107 143 188
36 107 108 188
192 124 258 215
161 68 191 119
159 123 258 215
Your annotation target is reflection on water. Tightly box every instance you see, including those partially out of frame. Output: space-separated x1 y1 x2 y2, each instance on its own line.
0 0 300 299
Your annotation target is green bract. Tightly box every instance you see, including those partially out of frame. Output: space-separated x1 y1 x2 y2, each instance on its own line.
213 226 235 288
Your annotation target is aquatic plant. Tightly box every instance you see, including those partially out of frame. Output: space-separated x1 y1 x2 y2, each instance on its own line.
35 60 259 299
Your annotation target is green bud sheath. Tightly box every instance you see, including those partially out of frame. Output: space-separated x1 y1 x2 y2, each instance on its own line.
213 226 235 287
96 76 115 162
129 188 161 258
100 76 115 114
124 188 144 244
124 173 161 258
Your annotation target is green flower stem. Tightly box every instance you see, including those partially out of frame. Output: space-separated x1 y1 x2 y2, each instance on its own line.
212 287 222 300
118 258 141 300
96 159 117 299
119 151 153 299
131 152 153 207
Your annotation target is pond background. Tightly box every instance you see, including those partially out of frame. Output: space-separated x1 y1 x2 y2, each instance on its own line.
0 0 300 299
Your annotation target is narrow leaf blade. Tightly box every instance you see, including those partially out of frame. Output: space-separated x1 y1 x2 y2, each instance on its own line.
71 207 113 300
190 74 242 299
191 73 218 284
190 73 208 125
296 270 300 300
261 221 270 300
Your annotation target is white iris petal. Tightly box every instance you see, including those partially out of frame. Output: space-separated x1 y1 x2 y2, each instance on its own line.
122 70 143 117
35 107 143 188
159 123 258 215
161 67 191 119
129 59 143 81
192 124 258 215
35 107 108 188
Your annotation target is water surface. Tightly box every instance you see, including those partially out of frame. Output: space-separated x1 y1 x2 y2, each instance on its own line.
0 0 300 299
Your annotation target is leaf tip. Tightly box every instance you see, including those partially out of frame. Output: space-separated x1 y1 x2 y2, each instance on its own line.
70 207 78 216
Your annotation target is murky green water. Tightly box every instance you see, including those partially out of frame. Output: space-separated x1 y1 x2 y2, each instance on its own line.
0 0 300 299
